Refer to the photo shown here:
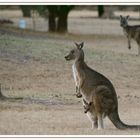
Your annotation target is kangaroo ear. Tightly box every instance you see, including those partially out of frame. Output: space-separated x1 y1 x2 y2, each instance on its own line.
75 42 84 50
79 42 84 49
126 15 129 20
89 102 93 106
75 42 80 49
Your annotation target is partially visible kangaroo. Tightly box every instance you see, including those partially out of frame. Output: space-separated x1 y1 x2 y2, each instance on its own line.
82 99 98 129
120 15 140 55
65 42 140 130
83 98 93 114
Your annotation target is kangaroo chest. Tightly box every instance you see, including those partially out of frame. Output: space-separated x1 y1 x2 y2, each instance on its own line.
72 64 80 86
72 63 92 102
123 28 128 37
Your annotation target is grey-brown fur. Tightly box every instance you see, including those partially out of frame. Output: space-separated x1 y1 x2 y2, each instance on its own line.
120 15 140 55
65 42 140 130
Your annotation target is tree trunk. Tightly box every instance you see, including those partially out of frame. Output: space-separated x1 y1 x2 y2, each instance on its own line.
57 13 68 33
32 10 36 31
48 12 56 32
20 6 31 17
47 5 74 33
98 5 104 18
48 6 57 32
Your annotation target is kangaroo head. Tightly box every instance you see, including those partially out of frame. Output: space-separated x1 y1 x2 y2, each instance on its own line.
120 15 129 27
83 99 93 113
65 42 84 61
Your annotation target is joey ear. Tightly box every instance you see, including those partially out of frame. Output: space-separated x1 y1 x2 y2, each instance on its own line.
89 102 93 106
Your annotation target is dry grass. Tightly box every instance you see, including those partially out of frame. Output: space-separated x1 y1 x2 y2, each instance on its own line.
0 10 140 135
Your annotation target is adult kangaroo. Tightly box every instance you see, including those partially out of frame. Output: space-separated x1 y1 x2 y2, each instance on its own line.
120 15 140 56
65 42 140 130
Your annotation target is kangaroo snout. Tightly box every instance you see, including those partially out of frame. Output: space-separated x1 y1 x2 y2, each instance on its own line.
64 55 70 61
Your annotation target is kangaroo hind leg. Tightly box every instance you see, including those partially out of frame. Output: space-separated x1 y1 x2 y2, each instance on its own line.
91 116 98 129
97 113 104 130
93 117 98 129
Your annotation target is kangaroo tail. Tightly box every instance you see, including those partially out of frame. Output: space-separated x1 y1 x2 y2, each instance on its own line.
108 108 140 130
0 84 5 99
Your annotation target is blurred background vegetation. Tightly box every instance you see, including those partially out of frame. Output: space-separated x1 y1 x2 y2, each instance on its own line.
0 5 140 34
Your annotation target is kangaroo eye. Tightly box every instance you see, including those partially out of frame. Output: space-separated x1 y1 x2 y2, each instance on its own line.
71 50 75 54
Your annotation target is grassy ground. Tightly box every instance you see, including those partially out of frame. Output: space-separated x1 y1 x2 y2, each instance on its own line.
0 10 140 135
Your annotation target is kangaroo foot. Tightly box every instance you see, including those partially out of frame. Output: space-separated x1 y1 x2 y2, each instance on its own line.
84 108 90 113
128 45 131 50
76 93 82 98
